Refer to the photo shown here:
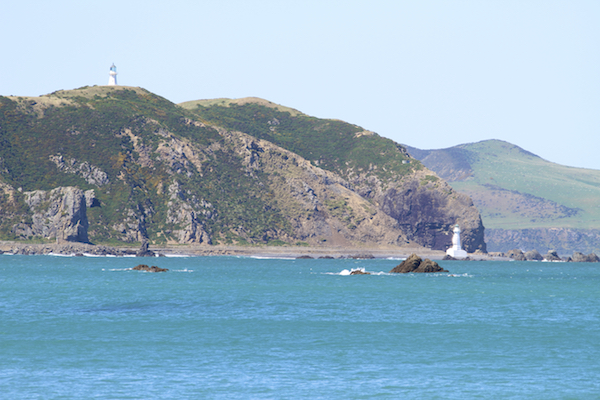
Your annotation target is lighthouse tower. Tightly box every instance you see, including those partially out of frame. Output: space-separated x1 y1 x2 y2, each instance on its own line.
108 64 117 86
446 224 468 259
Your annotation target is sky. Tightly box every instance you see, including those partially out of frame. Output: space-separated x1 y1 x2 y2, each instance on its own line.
2 0 599 170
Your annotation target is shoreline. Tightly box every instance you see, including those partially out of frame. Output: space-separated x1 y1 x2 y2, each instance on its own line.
0 240 503 260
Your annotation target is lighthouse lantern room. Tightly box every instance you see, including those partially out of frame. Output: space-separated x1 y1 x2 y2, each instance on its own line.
108 64 117 86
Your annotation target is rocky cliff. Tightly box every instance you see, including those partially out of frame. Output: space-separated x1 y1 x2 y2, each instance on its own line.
0 87 486 251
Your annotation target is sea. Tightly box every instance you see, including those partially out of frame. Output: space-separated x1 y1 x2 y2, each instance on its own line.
1 254 599 399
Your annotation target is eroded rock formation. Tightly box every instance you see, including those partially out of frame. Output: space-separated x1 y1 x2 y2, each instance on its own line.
390 253 449 273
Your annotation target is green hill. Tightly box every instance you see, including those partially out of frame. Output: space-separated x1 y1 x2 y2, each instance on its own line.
0 87 486 252
406 140 600 253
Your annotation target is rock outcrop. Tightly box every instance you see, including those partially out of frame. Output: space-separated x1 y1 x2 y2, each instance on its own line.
390 253 449 273
544 250 562 262
136 240 156 257
506 249 526 261
350 269 371 275
524 249 543 261
570 252 600 263
377 176 486 253
14 187 89 243
132 264 168 272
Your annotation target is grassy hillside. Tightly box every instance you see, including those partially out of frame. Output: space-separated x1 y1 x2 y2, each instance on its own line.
0 87 486 251
181 98 420 185
0 87 292 244
408 140 600 230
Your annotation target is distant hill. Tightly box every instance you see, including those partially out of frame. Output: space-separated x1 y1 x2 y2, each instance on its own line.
405 140 600 254
0 87 486 252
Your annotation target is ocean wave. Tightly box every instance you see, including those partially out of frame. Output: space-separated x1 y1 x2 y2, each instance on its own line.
244 256 297 260
331 268 387 276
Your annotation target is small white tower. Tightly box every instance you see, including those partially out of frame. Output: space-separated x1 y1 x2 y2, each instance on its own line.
108 64 117 86
446 224 468 259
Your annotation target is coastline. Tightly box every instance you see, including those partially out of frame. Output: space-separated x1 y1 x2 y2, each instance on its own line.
0 240 502 260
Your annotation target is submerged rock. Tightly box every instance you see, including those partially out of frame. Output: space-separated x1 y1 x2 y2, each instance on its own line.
390 254 448 273
350 269 371 275
132 264 168 272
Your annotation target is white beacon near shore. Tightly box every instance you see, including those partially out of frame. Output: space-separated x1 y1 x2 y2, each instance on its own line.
108 64 117 85
446 224 468 259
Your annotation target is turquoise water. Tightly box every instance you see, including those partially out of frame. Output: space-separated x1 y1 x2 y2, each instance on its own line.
1 255 599 399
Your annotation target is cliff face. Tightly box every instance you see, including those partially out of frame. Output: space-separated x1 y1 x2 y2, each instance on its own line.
349 168 485 252
19 187 89 242
0 87 486 251
378 178 486 252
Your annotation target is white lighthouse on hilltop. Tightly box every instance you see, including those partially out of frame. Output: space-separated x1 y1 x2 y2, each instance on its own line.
108 64 117 86
446 224 468 259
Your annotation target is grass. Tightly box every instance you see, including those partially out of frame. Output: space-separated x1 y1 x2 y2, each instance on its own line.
179 97 304 117
448 140 600 229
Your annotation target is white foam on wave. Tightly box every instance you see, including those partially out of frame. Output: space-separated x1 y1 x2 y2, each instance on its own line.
48 252 75 257
245 256 297 260
329 268 388 276
163 254 190 258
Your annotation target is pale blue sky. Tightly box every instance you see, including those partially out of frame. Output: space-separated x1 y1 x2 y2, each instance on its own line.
2 1 599 170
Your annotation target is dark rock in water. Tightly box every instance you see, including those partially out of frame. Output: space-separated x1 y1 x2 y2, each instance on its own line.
296 255 313 259
571 252 600 263
350 269 371 275
132 264 168 272
390 253 449 273
319 256 335 259
136 240 156 257
506 249 526 261
74 253 84 257
443 254 457 260
544 250 562 262
350 254 375 259
525 249 543 261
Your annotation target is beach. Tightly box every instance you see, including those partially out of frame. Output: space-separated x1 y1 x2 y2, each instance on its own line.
0 240 499 260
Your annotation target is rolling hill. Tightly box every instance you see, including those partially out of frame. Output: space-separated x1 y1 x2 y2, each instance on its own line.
0 86 486 252
406 140 600 254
